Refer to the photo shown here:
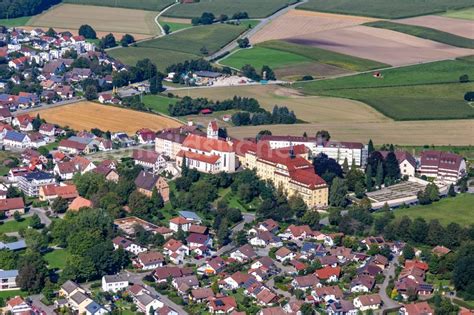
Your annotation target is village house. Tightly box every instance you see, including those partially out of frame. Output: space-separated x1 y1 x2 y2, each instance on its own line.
133 149 166 171
38 123 56 137
350 274 376 293
172 275 199 295
379 150 416 177
292 274 320 290
6 296 32 314
198 256 226 275
315 266 341 282
353 294 382 311
190 288 214 303
249 231 283 247
135 251 165 270
208 296 237 314
137 128 156 144
3 131 31 149
399 301 434 315
68 196 93 211
0 270 19 291
275 247 296 262
0 197 25 217
39 183 78 203
153 266 193 283
112 236 147 255
186 233 213 250
101 274 129 292
134 170 170 201
230 244 257 262
326 300 357 315
311 285 343 303
163 239 189 264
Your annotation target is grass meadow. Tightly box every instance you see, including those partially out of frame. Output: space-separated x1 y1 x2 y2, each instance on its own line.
298 0 474 19
142 94 179 115
63 0 174 11
387 194 474 226
44 249 71 270
0 16 31 27
365 21 474 49
163 0 297 19
442 7 474 20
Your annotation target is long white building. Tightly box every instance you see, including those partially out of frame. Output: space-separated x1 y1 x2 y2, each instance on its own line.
259 135 368 167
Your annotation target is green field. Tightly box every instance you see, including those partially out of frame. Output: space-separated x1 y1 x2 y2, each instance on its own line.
109 46 198 71
365 21 474 49
142 94 179 115
298 0 474 19
388 194 474 226
163 0 297 18
44 249 71 270
160 20 191 33
0 217 32 234
63 0 175 11
137 23 247 55
0 16 31 27
256 41 388 71
294 58 474 120
442 7 474 20
0 290 27 299
222 46 311 70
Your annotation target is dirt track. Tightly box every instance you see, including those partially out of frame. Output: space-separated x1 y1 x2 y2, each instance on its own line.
398 15 474 39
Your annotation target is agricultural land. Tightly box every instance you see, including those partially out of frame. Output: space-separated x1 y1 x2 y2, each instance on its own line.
31 101 182 134
364 21 474 49
442 7 474 20
63 0 175 11
110 23 249 70
298 0 474 19
171 85 474 146
163 0 297 19
26 4 159 39
396 15 474 39
379 194 474 226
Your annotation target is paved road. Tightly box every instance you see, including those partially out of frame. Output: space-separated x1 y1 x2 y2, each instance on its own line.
29 294 56 315
13 97 84 116
207 0 308 61
124 270 188 315
216 213 255 256
30 207 52 227
379 258 401 311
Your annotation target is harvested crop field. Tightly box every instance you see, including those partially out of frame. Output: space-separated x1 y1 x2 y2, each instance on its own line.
63 0 174 11
251 9 377 44
173 84 474 146
31 101 181 134
163 0 297 19
286 25 473 66
27 4 159 36
397 15 474 39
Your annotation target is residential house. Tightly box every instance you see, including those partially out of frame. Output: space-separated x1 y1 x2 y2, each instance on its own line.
102 274 129 292
311 285 343 303
137 128 156 144
326 300 357 315
0 270 19 291
153 266 193 283
134 170 169 201
186 233 213 250
3 131 31 149
230 244 257 262
198 257 226 275
169 217 192 232
112 236 147 255
172 275 199 295
275 247 295 262
250 231 282 247
0 198 25 216
133 149 166 171
163 239 189 264
292 274 320 290
135 293 163 314
353 294 382 311
379 150 416 177
178 210 202 224
68 196 93 211
17 171 55 196
39 123 56 137
399 302 434 315
350 274 376 293
208 296 237 314
315 266 341 282
190 288 214 303
136 251 165 270
6 296 32 314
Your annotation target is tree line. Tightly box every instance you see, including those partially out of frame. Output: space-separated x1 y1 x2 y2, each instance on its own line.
0 0 60 19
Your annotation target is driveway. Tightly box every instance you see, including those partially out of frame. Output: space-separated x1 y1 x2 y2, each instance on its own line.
379 258 401 311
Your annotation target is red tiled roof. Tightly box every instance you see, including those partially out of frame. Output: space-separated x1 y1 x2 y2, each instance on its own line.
183 134 233 153
0 198 24 211
68 196 92 211
315 266 341 280
177 150 220 164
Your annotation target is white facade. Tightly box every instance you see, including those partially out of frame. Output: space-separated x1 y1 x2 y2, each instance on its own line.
0 270 19 291
400 159 416 177
101 275 129 292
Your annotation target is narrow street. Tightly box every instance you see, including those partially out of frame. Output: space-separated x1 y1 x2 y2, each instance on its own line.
379 258 401 311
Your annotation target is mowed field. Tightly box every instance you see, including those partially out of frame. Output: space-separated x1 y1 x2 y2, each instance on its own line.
251 9 378 44
442 8 474 20
397 15 474 39
63 0 174 11
172 84 474 146
110 23 248 70
285 25 473 66
295 58 474 120
163 0 297 19
31 102 181 134
298 0 474 19
27 4 159 37
221 40 387 80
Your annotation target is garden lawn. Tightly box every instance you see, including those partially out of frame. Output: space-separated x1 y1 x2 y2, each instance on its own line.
390 194 474 226
0 16 31 27
0 217 32 233
137 23 248 56
222 46 311 70
63 0 174 11
442 7 474 20
163 0 297 18
260 40 388 71
142 95 179 115
298 0 474 19
365 21 474 49
0 290 27 299
44 249 71 270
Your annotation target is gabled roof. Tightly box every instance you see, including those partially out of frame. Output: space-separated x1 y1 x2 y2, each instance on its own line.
68 196 92 211
183 134 234 153
134 170 161 191
0 197 24 211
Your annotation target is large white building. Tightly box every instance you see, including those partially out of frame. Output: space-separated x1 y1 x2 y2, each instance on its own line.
101 274 129 292
176 122 236 173
419 150 466 184
259 135 368 167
